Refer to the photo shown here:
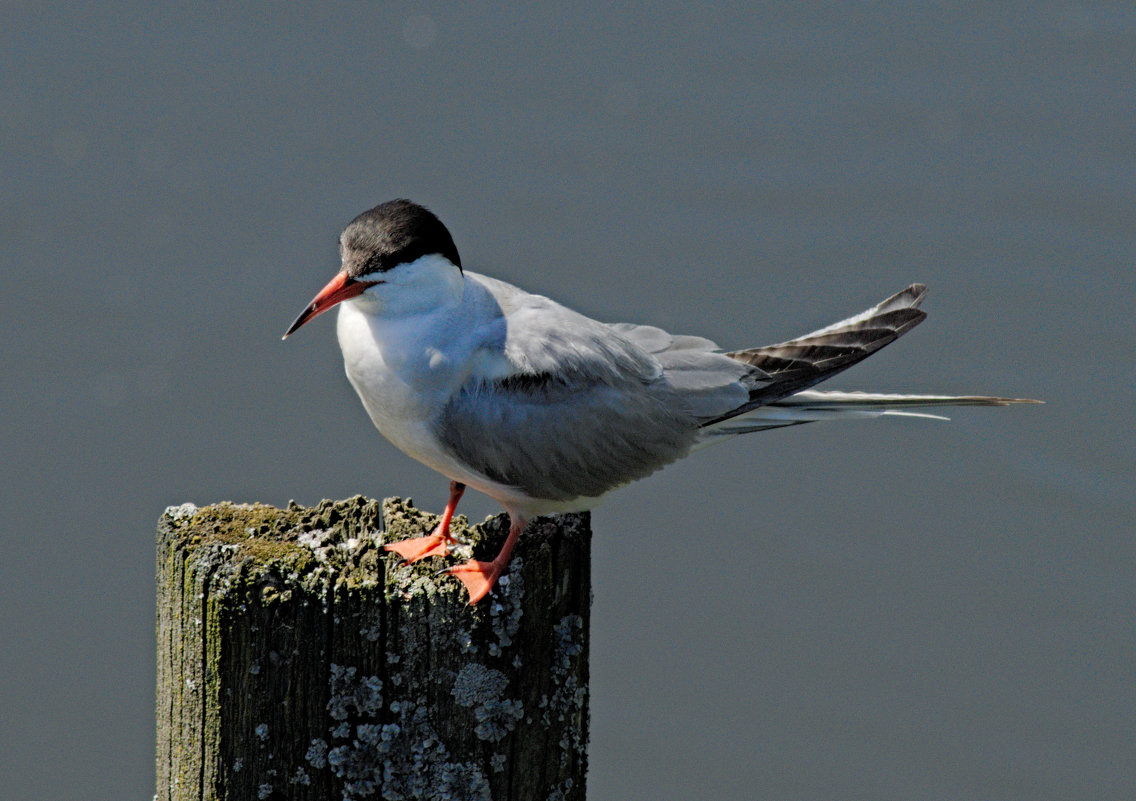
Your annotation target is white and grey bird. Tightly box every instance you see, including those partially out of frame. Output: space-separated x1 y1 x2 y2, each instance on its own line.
284 199 1037 603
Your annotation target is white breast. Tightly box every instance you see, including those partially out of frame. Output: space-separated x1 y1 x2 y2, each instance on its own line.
333 287 518 497
337 301 443 446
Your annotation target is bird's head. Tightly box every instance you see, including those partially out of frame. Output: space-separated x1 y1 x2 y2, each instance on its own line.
283 198 463 338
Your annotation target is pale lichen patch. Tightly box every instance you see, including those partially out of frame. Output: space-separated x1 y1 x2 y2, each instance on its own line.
488 557 524 657
165 502 198 521
452 663 524 743
327 664 383 720
305 739 328 769
290 767 311 786
546 614 588 767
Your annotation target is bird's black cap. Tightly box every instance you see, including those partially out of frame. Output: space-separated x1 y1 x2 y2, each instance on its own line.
341 199 462 277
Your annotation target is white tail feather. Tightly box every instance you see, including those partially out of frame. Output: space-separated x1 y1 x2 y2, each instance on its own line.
696 389 1039 445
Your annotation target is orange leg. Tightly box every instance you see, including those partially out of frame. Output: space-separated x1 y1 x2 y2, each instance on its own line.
445 513 527 604
384 481 466 563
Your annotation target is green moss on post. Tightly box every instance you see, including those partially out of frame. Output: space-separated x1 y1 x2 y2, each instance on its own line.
156 496 591 801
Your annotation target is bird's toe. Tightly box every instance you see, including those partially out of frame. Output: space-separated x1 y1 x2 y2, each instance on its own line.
444 559 503 604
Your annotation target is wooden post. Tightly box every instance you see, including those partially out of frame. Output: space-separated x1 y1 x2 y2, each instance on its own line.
156 496 591 801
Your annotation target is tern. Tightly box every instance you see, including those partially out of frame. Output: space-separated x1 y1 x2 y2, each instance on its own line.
284 199 1037 603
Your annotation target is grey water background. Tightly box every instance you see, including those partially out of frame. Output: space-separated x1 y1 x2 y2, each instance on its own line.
2 3 1132 799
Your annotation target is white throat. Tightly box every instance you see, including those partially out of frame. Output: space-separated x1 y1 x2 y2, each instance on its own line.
351 253 464 318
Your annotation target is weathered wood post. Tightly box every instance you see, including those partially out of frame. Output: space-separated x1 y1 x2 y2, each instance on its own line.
156 496 591 801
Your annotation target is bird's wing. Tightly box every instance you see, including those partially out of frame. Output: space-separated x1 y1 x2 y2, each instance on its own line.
436 279 939 501
607 322 755 419
700 283 930 426
435 277 741 503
